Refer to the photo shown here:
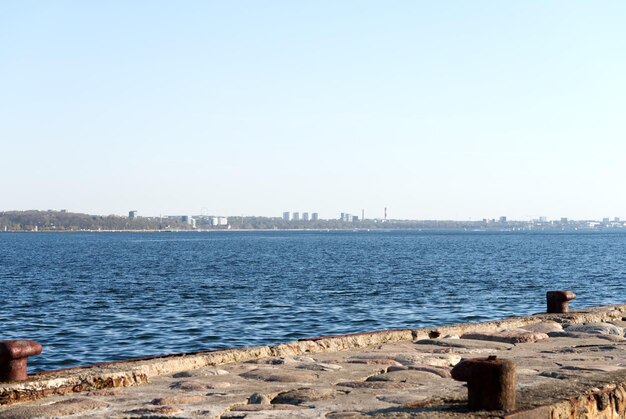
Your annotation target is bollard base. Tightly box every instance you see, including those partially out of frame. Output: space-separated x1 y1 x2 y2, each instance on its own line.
546 290 576 314
0 340 43 383
452 355 516 411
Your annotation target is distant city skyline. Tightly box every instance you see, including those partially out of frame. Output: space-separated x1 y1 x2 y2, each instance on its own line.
2 2 625 220
4 207 625 224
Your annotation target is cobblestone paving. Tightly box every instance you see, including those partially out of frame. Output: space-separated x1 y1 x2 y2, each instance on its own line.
1 306 626 418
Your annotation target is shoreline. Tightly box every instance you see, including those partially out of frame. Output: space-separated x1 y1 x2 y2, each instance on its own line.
2 227 625 234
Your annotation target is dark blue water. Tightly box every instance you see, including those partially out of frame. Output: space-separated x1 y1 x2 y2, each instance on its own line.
1 230 625 372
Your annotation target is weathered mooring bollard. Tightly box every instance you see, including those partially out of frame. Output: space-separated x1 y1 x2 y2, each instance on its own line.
546 290 576 313
451 355 516 411
0 340 42 382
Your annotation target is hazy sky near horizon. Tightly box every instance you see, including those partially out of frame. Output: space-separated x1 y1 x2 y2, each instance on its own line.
1 1 625 220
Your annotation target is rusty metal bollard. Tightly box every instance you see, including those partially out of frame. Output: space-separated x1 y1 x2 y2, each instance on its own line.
546 290 576 313
0 340 42 382
451 355 516 411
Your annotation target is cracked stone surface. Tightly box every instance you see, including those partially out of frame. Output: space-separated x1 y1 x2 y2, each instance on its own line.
1 305 626 417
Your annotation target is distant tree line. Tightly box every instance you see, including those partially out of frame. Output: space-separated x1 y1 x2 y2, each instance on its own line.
2 211 492 232
0 211 191 231
4 210 601 232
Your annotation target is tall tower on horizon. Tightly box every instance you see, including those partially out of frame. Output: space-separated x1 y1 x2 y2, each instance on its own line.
384 207 387 221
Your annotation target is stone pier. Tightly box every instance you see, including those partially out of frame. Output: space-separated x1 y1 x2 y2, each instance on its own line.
1 304 626 418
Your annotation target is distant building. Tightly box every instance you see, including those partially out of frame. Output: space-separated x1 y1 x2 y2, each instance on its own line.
128 210 138 218
560 217 568 224
499 216 507 223
603 217 610 224
539 216 547 223
615 217 621 222
302 212 310 221
282 212 291 221
352 216 359 222
209 216 228 226
311 213 319 221
340 213 352 222
292 212 300 221
181 215 190 223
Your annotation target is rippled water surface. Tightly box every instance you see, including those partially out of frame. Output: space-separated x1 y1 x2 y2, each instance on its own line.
2 230 626 371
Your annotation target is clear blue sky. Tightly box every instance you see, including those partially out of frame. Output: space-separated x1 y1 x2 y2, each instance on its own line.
1 1 625 220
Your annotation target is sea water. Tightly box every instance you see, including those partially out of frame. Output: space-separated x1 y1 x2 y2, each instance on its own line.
1 230 625 371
